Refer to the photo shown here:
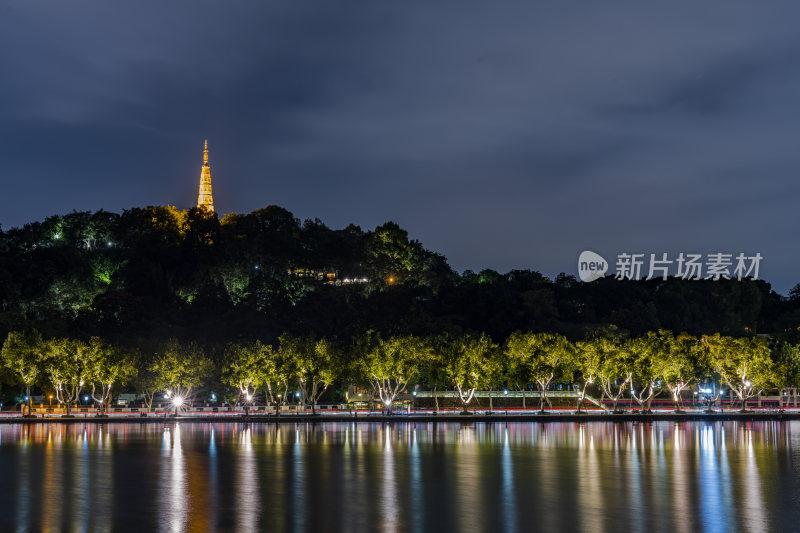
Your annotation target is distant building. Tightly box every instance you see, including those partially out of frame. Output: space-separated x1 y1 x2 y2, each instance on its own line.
197 140 214 212
290 267 369 286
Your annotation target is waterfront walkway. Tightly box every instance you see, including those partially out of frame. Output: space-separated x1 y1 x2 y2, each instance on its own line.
2 408 799 424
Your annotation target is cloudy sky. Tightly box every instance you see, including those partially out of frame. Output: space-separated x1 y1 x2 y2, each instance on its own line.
2 1 799 291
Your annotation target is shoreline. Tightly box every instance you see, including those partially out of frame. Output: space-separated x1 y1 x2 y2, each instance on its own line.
1 411 798 424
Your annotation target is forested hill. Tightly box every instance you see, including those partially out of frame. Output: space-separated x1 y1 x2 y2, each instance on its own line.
0 205 797 345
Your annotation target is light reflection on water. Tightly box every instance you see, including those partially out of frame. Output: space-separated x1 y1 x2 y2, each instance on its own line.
0 421 798 532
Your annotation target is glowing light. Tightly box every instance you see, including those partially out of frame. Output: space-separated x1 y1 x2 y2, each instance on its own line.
246 394 253 402
699 388 712 394
197 140 215 212
172 396 185 407
744 380 752 387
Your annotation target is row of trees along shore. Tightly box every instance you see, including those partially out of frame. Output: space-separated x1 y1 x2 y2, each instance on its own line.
3 329 799 415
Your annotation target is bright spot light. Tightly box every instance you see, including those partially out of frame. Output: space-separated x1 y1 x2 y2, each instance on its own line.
384 400 391 406
172 396 184 407
745 380 752 387
295 392 300 397
503 389 508 395
412 391 417 396
246 394 252 402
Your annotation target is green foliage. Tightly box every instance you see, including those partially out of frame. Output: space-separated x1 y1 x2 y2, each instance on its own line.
2 330 44 389
506 331 574 410
84 337 136 413
357 332 431 412
222 340 286 404
1 330 45 414
442 333 499 408
703 334 779 408
776 342 800 388
150 339 213 395
278 334 338 413
45 338 93 414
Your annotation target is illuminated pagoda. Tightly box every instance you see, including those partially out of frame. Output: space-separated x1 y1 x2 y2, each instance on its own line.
197 139 215 212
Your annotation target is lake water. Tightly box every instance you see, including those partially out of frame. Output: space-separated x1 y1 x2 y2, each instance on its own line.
0 420 798 532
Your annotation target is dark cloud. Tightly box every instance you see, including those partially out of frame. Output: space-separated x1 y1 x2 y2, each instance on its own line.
2 1 800 292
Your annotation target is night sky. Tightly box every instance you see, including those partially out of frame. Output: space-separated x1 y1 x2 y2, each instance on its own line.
2 2 800 292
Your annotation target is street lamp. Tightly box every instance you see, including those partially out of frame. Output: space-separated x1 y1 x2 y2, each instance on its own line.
48 395 53 408
171 395 184 416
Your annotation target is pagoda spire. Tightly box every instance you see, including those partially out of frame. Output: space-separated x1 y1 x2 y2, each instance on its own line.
197 139 214 212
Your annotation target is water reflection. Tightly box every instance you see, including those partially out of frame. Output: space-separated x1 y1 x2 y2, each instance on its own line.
0 421 797 531
159 425 187 532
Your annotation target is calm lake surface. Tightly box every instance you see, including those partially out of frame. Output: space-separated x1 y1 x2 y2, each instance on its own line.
0 420 798 532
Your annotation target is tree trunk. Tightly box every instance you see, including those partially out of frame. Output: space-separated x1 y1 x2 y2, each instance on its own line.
433 387 439 411
521 388 526 409
489 387 493 412
311 382 317 414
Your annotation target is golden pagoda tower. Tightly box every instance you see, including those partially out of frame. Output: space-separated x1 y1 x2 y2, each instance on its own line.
197 139 215 212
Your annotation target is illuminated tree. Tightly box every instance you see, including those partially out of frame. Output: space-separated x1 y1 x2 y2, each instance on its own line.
150 339 213 414
654 332 701 412
574 340 601 413
443 333 499 412
45 338 92 416
423 336 451 412
583 336 633 413
222 340 285 416
702 334 779 411
1 330 46 416
134 363 161 413
359 333 430 414
278 334 338 415
630 332 665 412
85 337 136 415
776 342 800 408
506 332 574 412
